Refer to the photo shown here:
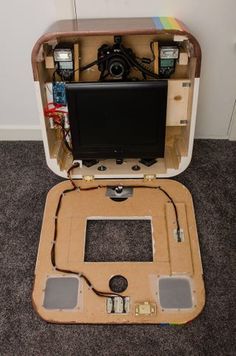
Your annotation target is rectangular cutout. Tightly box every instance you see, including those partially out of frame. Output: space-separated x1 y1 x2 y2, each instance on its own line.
84 218 153 262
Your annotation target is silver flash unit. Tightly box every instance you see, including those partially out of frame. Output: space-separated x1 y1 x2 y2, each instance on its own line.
53 48 73 62
53 43 74 80
159 46 179 59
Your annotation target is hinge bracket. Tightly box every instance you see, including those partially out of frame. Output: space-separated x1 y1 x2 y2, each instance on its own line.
182 82 191 88
82 175 94 182
143 174 157 182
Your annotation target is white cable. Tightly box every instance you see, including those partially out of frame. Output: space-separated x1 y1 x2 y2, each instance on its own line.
73 0 78 21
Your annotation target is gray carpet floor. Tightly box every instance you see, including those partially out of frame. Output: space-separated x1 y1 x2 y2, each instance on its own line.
0 140 235 356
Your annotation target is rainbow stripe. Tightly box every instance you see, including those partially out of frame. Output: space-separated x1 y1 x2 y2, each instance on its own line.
152 17 187 32
160 322 187 326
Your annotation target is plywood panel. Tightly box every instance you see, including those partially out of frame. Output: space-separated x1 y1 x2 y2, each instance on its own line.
33 179 205 324
166 79 191 126
73 43 80 82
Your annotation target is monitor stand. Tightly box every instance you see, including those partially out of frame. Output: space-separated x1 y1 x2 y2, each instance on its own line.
139 158 157 167
82 159 99 168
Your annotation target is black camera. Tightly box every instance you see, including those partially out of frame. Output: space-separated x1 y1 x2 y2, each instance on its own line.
97 36 136 80
79 36 159 81
96 36 159 81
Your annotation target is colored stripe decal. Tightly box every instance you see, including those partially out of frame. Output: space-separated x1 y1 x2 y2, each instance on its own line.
152 17 164 30
160 17 173 30
168 17 183 31
152 17 186 31
176 18 188 32
160 17 174 30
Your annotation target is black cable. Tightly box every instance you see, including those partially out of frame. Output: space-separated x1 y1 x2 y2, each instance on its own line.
99 70 109 82
51 164 126 299
52 66 57 83
67 162 80 176
119 184 181 242
157 186 181 242
78 42 158 80
150 41 156 63
57 120 72 152
135 58 151 80
119 44 159 80
136 42 155 65
56 39 157 82
78 53 114 73
79 58 99 72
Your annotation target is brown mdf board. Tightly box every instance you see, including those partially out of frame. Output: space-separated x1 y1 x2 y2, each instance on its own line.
33 179 205 324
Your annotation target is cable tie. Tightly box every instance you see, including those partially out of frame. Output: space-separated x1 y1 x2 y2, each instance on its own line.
177 228 182 242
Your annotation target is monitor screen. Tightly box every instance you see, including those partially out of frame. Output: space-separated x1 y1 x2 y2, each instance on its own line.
66 80 168 160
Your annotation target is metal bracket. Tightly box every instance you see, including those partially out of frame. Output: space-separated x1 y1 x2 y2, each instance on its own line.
135 302 156 316
143 174 157 182
106 186 133 199
182 82 191 88
173 228 184 242
82 175 94 182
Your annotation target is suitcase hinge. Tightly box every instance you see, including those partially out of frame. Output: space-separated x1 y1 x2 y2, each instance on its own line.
82 175 95 182
182 82 191 88
143 174 157 182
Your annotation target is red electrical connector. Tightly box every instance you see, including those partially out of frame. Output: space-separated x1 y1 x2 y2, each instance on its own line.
44 103 72 151
44 102 68 125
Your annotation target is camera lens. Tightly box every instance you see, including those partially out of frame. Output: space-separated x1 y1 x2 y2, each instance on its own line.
109 61 125 78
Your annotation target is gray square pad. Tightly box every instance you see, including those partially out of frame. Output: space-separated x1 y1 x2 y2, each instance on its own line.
43 277 79 310
159 277 193 309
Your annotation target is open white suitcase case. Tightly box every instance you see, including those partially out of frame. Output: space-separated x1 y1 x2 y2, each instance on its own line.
31 17 205 324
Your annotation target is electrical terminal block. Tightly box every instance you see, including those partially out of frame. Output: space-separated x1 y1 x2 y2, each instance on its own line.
106 296 130 314
173 228 184 242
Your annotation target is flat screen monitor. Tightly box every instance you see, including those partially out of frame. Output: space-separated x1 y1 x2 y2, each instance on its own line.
65 80 168 160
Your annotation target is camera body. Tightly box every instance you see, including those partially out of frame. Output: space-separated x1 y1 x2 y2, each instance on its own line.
97 36 136 80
